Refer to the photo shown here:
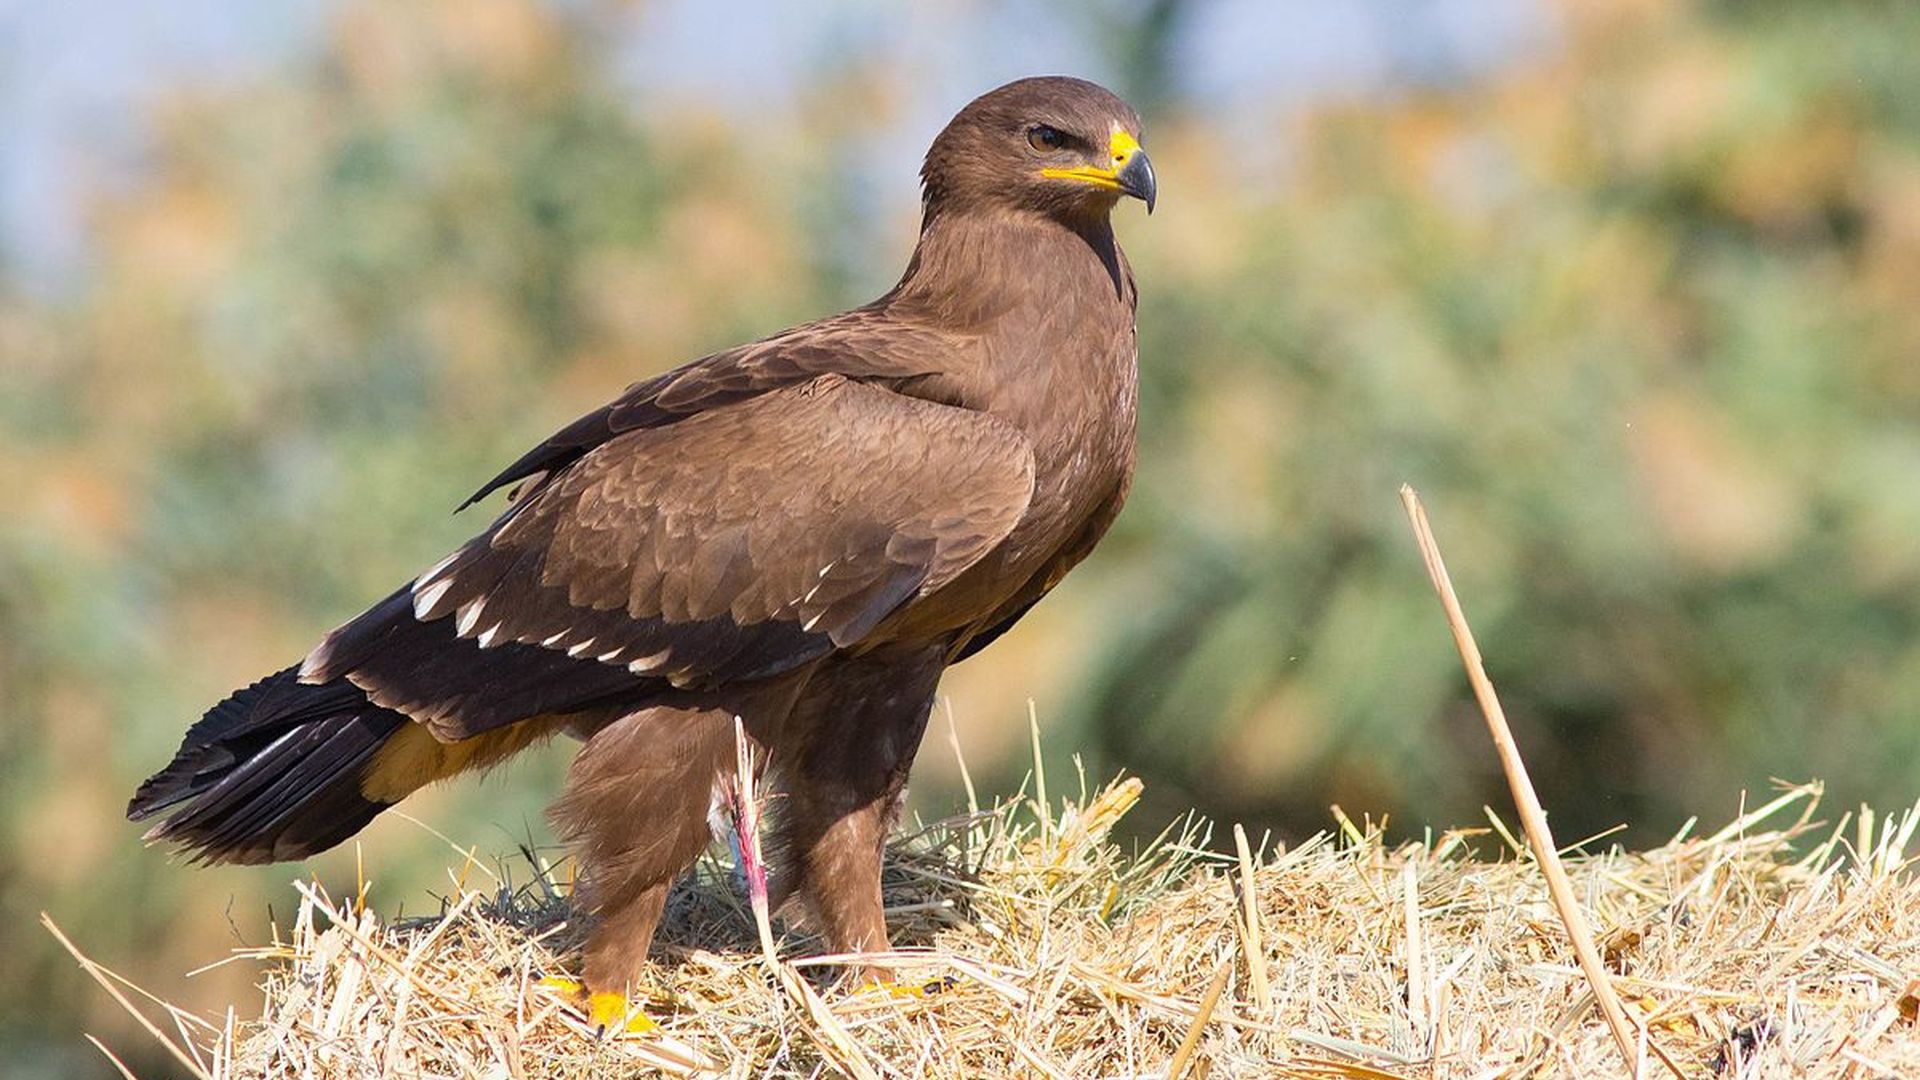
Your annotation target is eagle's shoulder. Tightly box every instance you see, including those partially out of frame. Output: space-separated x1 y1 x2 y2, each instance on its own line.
462 308 962 510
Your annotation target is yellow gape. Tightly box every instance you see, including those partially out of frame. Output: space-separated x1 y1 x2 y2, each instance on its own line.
1041 128 1143 191
1039 126 1155 212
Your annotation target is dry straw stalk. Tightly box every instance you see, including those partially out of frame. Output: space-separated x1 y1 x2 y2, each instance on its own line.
1400 484 1659 1075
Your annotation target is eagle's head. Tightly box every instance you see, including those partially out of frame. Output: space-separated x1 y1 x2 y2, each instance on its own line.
921 76 1156 222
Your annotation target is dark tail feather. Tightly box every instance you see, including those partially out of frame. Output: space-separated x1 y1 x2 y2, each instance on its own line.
129 666 409 865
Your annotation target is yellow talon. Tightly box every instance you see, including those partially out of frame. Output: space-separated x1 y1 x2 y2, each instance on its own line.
588 990 659 1036
536 976 658 1036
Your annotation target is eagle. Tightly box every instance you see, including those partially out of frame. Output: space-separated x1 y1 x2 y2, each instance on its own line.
130 76 1154 1012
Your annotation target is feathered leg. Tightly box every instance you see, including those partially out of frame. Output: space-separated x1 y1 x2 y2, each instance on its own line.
769 645 945 979
551 678 806 998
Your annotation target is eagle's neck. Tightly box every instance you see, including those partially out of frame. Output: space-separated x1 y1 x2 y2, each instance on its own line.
886 209 1126 331
881 205 1138 499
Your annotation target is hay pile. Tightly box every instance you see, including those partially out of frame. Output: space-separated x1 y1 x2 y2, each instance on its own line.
67 776 1920 1078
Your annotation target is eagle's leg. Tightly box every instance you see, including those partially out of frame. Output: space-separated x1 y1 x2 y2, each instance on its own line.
770 645 945 983
551 704 744 1001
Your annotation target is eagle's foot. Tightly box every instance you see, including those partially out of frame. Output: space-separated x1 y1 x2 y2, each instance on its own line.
859 972 961 1001
536 975 659 1037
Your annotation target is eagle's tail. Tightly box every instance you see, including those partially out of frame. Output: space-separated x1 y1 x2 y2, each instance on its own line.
127 666 408 865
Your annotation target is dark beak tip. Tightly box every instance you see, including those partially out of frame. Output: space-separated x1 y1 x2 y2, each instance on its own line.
1118 151 1157 215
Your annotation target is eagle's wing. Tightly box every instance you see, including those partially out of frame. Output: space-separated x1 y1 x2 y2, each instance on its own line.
460 313 954 510
303 374 1034 740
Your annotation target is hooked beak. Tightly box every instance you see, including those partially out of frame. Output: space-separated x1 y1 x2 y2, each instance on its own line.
1041 129 1157 214
1116 143 1156 213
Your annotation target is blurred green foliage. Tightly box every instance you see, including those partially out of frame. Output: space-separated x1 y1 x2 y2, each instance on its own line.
3 0 1920 1074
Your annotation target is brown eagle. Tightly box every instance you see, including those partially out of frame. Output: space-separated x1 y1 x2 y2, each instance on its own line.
130 76 1154 1005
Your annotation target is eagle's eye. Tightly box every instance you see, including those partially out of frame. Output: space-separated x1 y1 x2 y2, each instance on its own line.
1027 125 1067 152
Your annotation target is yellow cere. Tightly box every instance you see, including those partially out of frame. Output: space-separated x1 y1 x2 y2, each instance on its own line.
1040 124 1142 189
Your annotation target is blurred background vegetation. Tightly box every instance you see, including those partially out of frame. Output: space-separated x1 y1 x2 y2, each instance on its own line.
5 0 1920 1074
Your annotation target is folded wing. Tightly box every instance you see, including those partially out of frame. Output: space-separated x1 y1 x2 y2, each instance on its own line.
304 374 1034 740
